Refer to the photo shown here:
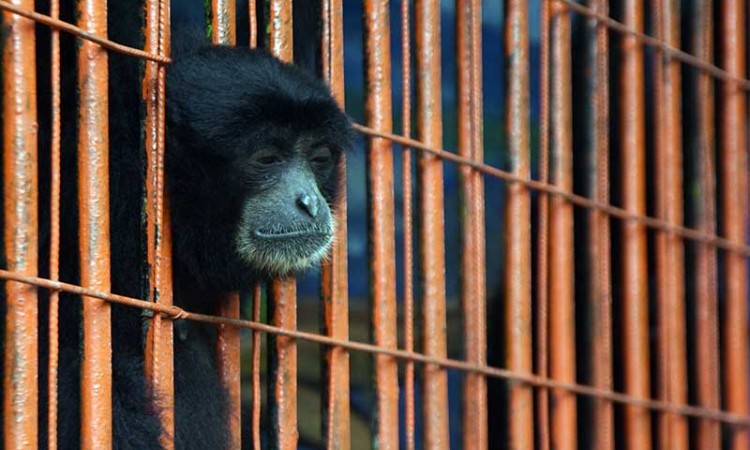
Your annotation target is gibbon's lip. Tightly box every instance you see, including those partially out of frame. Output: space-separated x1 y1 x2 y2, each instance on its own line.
253 229 331 239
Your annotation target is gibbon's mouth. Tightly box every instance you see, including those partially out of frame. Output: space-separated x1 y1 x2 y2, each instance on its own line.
253 228 331 239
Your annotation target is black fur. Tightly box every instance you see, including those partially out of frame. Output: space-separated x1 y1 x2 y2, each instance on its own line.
0 1 352 449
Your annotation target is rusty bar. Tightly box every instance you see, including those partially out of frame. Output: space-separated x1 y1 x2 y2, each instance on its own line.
211 0 236 45
1 0 39 446
537 0 551 448
586 0 613 448
619 0 652 448
47 0 62 448
414 1 449 448
691 0 720 447
248 0 257 47
268 279 298 449
77 0 113 447
401 1 415 449
143 0 174 447
320 0 351 448
720 1 749 448
362 0 399 447
456 1 487 449
548 2 576 450
208 1 242 446
502 0 533 448
651 1 688 448
266 4 297 448
251 284 262 450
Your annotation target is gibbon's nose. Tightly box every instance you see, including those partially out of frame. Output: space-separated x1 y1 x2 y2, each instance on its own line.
296 192 320 218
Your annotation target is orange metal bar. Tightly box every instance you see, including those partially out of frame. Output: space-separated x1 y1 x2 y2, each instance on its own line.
77 0 113 447
651 2 688 448
143 0 174 448
457 1 486 449
586 0 613 448
362 0 399 447
320 0 351 448
619 0 652 448
48 0 62 448
537 0 551 448
248 0 257 47
2 0 39 446
503 0 533 448
414 1 449 447
268 279 298 449
210 1 241 446
549 2 576 450
691 0 720 447
720 1 749 449
211 0 236 46
267 4 297 448
401 1 415 449
251 284 262 450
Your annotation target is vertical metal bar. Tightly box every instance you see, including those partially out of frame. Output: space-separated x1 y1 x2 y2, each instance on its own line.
692 0 720 447
144 0 174 447
415 1 449 447
401 1 416 449
212 0 236 46
362 0 399 447
248 0 257 47
503 0 533 448
320 0 351 448
586 0 613 448
537 0 551 448
457 1 486 449
548 2 576 450
267 3 297 448
210 1 242 447
619 0 652 448
77 0 113 447
652 2 688 448
48 0 62 448
2 1 39 446
251 284 262 450
720 1 749 448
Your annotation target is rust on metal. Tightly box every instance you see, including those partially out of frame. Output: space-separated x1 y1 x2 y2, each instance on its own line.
692 0 720 447
363 0 399 447
320 0 351 448
2 0 39 446
401 1 415 449
503 0 533 448
266 2 298 448
619 0 652 447
143 0 174 447
268 278 299 450
457 1 487 448
537 1 551 448
652 2 688 448
720 1 749 448
77 0 113 447
415 0 449 447
586 0 613 447
251 283 262 450
248 0 257 48
47 0 62 448
549 2 576 449
211 0 236 45
209 2 242 446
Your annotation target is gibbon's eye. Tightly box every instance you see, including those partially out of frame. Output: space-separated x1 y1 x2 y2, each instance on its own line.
310 146 333 166
251 149 283 167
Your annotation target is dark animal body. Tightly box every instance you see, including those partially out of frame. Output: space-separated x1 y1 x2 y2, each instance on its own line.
0 1 352 448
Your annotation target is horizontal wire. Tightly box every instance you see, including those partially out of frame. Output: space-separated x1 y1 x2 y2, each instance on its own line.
0 0 170 63
556 0 750 90
1 268 749 428
353 123 750 257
